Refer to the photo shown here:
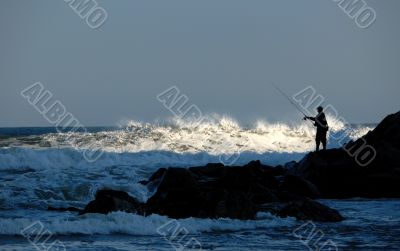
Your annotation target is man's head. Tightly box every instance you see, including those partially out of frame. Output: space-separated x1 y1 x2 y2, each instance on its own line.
317 106 323 113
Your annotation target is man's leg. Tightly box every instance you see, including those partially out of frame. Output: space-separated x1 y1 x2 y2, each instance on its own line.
316 138 320 151
321 131 327 150
321 137 326 150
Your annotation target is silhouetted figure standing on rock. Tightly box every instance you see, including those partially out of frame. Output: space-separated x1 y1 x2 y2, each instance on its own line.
304 106 329 151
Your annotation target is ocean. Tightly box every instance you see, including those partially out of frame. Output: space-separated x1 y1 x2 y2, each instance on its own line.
0 116 399 250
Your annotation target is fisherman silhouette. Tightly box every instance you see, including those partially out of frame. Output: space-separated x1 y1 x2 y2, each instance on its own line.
304 106 329 151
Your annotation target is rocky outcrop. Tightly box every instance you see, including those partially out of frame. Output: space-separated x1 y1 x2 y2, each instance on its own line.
80 190 145 215
290 111 400 198
281 175 320 199
80 161 343 222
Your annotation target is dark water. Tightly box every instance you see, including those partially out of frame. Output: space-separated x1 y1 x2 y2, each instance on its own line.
1 199 399 250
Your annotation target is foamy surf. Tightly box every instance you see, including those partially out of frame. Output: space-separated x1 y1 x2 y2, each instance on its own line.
0 115 373 154
0 211 296 236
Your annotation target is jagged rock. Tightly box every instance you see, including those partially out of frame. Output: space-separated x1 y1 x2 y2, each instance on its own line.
81 162 343 222
139 168 167 185
276 198 344 222
48 206 81 212
79 190 145 215
145 168 202 218
281 175 320 199
291 111 400 198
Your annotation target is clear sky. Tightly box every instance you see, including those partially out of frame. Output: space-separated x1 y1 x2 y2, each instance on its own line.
1 0 399 127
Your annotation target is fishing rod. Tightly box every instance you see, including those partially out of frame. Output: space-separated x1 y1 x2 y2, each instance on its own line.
271 83 314 125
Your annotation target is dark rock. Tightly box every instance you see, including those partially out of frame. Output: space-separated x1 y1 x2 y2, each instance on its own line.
139 168 167 185
276 198 344 222
281 175 320 199
80 161 343 221
259 197 344 222
48 206 81 212
364 111 400 148
212 190 258 219
79 189 145 215
247 183 279 204
145 166 260 219
290 111 400 198
146 168 202 218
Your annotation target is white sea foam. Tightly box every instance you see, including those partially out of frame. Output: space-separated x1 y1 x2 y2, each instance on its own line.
0 211 296 236
0 115 373 155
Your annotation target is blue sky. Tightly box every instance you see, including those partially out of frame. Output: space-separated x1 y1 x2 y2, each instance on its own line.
1 0 399 126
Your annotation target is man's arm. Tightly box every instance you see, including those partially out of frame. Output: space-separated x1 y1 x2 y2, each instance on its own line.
304 116 315 121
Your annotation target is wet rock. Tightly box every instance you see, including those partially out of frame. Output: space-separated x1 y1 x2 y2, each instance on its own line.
276 198 344 222
281 175 320 199
48 206 81 212
290 111 400 198
81 162 342 222
79 190 144 215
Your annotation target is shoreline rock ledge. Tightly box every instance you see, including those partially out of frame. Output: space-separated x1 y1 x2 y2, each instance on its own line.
80 162 343 222
289 111 400 198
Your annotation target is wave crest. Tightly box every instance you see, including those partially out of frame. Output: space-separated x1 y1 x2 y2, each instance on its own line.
1 116 373 155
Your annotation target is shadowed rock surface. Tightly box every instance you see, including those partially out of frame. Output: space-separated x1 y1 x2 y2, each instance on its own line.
79 190 145 215
290 111 400 198
80 161 343 222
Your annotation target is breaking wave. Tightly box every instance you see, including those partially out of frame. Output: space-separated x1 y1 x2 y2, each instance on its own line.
0 115 373 155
